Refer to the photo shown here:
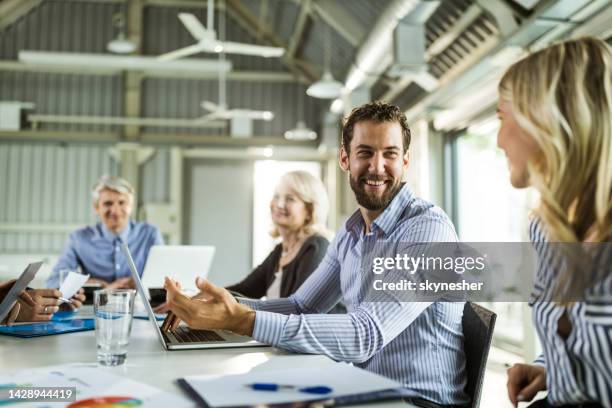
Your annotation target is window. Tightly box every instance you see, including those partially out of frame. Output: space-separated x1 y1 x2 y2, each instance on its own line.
454 120 539 359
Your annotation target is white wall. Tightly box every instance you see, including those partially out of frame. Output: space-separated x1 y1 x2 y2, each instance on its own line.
184 159 253 287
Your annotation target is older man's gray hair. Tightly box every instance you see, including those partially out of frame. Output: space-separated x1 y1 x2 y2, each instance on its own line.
91 175 135 203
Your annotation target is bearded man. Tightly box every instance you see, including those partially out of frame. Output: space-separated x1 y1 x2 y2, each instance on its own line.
163 102 468 407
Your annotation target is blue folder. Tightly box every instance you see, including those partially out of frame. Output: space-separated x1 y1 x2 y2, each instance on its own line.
0 318 95 338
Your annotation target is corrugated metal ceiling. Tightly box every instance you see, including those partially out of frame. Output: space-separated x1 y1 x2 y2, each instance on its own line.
0 0 526 123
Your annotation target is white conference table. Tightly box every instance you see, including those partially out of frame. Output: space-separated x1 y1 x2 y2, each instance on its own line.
0 309 415 408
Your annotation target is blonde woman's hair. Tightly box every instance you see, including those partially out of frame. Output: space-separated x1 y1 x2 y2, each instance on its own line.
270 171 332 240
499 37 612 298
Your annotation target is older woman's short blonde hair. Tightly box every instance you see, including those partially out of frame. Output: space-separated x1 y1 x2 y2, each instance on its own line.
270 171 332 239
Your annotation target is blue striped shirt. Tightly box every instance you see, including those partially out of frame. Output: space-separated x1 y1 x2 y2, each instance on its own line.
47 220 163 288
241 185 468 405
529 219 612 406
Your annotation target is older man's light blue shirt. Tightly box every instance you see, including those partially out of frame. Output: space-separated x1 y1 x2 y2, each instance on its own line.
47 220 163 288
241 184 468 405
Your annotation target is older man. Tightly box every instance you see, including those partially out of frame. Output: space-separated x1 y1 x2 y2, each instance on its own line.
47 176 163 289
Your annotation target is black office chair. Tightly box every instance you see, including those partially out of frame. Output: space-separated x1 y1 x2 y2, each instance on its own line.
407 303 497 408
462 302 497 408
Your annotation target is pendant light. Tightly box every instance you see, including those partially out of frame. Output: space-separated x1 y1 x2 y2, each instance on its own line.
107 1 137 54
306 23 343 99
285 85 316 140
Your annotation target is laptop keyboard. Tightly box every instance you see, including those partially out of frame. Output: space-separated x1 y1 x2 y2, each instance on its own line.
172 326 224 343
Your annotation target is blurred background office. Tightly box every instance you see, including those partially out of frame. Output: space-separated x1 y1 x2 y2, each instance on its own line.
0 0 610 405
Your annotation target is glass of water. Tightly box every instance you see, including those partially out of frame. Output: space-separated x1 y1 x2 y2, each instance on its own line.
93 289 135 366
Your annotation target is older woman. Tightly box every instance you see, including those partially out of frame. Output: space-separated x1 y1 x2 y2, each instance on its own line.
498 37 611 408
153 170 332 314
226 170 331 299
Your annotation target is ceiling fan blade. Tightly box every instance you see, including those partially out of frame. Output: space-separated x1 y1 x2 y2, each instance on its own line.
201 100 220 112
195 113 223 123
226 109 274 120
178 13 210 41
220 41 285 58
157 43 204 61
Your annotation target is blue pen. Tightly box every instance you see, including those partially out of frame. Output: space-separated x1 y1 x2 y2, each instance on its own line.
247 383 333 395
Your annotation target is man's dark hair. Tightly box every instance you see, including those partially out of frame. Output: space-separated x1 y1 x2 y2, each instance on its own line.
341 101 411 153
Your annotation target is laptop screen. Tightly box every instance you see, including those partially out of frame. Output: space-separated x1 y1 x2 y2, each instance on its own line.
120 243 167 345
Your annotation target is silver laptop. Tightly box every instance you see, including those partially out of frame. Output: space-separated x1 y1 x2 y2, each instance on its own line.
141 245 215 296
122 243 266 350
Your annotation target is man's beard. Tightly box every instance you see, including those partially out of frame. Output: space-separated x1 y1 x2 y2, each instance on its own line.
349 173 403 211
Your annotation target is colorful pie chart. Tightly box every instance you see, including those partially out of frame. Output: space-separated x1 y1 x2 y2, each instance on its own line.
68 396 143 407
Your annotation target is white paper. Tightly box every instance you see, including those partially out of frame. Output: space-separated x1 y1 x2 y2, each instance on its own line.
0 363 193 407
183 362 402 407
58 272 90 300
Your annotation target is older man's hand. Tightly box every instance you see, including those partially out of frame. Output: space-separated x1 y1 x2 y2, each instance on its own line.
86 277 109 288
161 277 255 337
107 277 134 290
59 288 86 311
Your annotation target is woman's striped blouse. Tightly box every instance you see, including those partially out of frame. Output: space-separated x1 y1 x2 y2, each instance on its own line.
529 219 611 407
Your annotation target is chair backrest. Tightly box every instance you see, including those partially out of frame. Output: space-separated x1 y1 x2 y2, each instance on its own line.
462 302 496 408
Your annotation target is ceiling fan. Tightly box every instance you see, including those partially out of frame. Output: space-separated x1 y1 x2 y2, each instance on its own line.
158 0 284 61
199 100 273 121
195 0 274 124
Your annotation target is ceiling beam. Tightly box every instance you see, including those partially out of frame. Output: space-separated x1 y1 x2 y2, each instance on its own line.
123 0 145 140
379 3 484 103
310 0 366 48
476 0 519 38
144 0 209 6
285 0 311 60
127 0 144 53
426 3 483 59
46 0 204 5
28 114 226 128
403 0 602 124
0 130 317 147
224 0 319 82
0 0 43 30
0 61 300 81
46 0 122 3
143 133 317 147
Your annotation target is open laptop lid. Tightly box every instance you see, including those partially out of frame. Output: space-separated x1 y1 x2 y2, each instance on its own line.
121 243 168 349
0 262 43 323
142 246 215 293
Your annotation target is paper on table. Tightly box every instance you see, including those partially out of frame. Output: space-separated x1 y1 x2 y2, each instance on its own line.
0 363 193 408
58 272 90 300
181 362 403 407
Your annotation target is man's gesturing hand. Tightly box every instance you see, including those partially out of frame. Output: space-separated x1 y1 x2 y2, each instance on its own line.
162 276 255 337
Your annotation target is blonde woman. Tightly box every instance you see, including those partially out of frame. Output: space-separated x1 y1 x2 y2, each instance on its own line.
497 37 611 408
226 171 332 299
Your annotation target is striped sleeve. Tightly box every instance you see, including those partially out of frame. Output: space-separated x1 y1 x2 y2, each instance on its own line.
253 301 431 363
533 354 546 366
238 296 300 314
251 218 453 363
